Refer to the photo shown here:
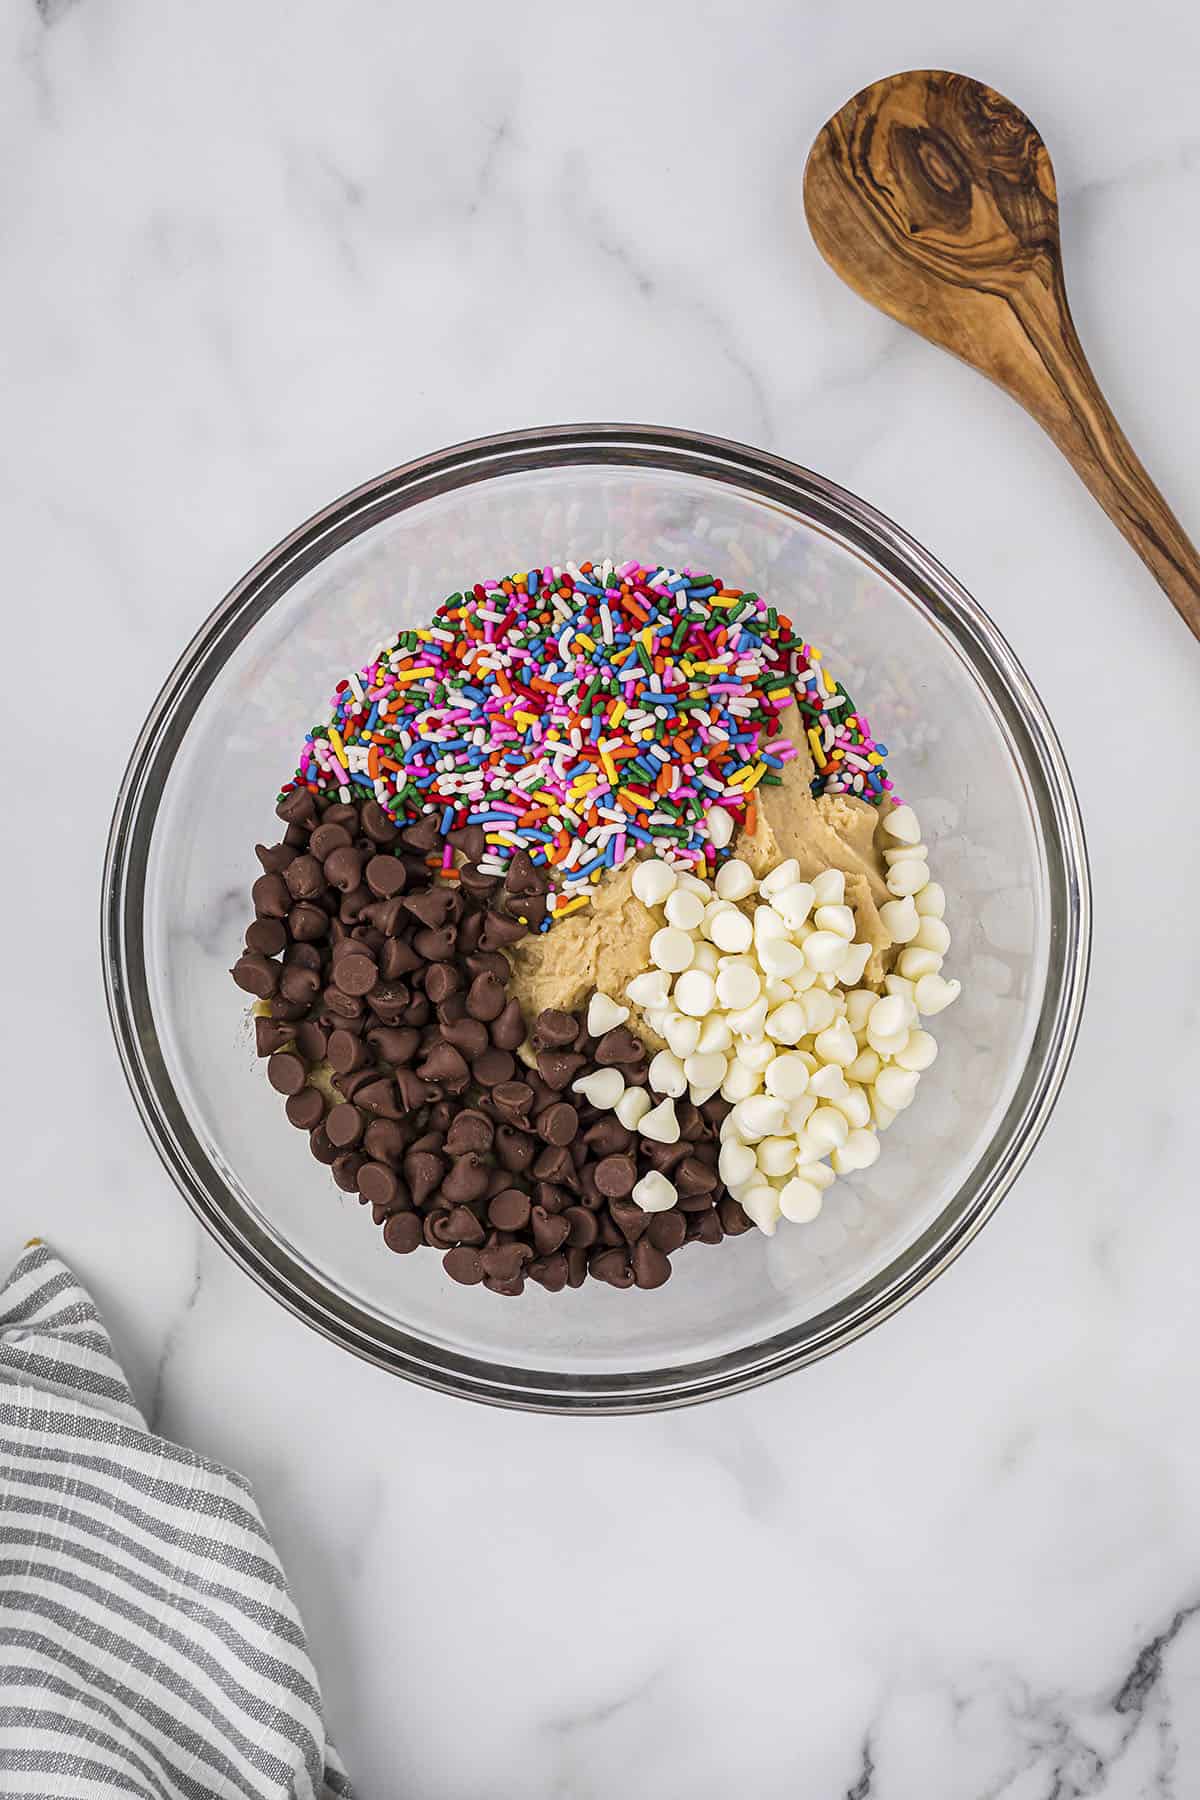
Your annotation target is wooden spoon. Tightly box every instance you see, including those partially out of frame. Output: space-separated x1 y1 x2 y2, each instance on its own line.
803 69 1200 640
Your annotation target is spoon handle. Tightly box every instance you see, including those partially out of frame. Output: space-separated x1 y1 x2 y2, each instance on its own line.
1011 288 1200 638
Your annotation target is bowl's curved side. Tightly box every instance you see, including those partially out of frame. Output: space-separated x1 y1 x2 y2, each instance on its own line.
101 425 1091 1412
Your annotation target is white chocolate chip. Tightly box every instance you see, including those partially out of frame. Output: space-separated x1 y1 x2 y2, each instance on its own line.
807 1063 848 1101
663 1014 702 1059
719 1139 758 1186
755 1136 798 1177
764 1001 807 1045
895 1029 938 1072
811 868 846 906
729 1094 788 1141
897 946 943 980
874 1065 920 1111
684 1050 728 1092
831 1084 872 1130
758 937 808 978
753 904 789 945
709 907 753 954
721 1059 763 1102
813 904 855 941
727 995 769 1038
813 1017 857 1067
650 926 695 974
625 968 670 1009
914 973 961 1015
615 1086 653 1129
638 1096 681 1143
882 803 921 844
759 857 801 897
914 916 951 955
764 1053 810 1100
715 960 761 1010
800 988 837 1035
804 1105 850 1153
735 1038 776 1072
769 882 816 931
695 1014 733 1054
571 1068 625 1109
715 858 756 902
914 882 946 919
879 895 921 943
674 968 717 1018
886 860 931 898
883 840 929 867
739 1184 782 1235
648 1049 687 1098
779 1175 823 1224
632 859 677 908
832 1128 881 1173
631 1169 679 1213
664 888 705 932
691 941 719 975
802 930 846 973
835 942 873 986
587 993 630 1037
706 806 734 849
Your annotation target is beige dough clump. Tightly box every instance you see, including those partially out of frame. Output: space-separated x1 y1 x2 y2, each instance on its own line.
506 704 897 1043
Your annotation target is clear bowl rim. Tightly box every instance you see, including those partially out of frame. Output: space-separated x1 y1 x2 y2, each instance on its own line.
101 422 1091 1413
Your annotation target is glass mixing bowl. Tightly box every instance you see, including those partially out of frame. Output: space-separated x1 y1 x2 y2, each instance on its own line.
103 425 1090 1412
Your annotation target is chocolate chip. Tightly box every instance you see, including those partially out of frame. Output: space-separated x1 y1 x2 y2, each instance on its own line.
332 1152 366 1193
495 1125 535 1173
413 925 457 962
324 846 363 893
565 1246 589 1288
327 1028 367 1075
280 963 321 1006
267 1051 307 1096
536 1049 585 1092
289 902 329 942
404 1149 445 1207
358 800 399 844
443 1245 484 1284
232 954 280 999
254 1015 292 1057
383 1212 423 1254
608 1197 650 1245
594 1027 644 1066
368 984 412 1024
594 1154 637 1199
364 854 407 898
441 1017 489 1059
458 864 499 899
441 1154 489 1205
490 1081 534 1122
429 1205 486 1248
365 1025 419 1066
589 1248 634 1288
532 1144 577 1188
466 971 506 1022
362 1118 407 1165
478 913 526 951
284 940 323 972
420 964 458 1007
532 1009 577 1051
294 1021 328 1062
530 1206 570 1255
255 843 296 875
245 917 287 956
444 1110 493 1156
487 1188 531 1231
400 813 443 853
395 1068 436 1111
269 997 310 1022
325 1102 363 1148
357 1076 401 1116
647 1211 687 1253
563 1206 599 1248
473 1048 516 1088
632 1239 672 1289
277 788 319 830
354 1161 397 1211
417 1042 470 1089
285 1087 325 1131
480 1241 532 1284
504 849 548 896
310 822 352 859
528 1253 568 1292
535 1102 578 1147
688 1212 724 1245
490 998 526 1051
676 1156 719 1198
583 1118 633 1157
323 985 364 1021
717 1195 753 1236
283 854 324 900
308 1124 338 1165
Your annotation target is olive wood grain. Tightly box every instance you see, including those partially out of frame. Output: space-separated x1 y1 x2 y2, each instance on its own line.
804 69 1200 641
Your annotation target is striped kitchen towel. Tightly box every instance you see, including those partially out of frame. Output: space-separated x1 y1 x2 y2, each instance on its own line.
0 1242 353 1799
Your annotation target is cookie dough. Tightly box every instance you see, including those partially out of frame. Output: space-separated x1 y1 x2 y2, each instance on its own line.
506 705 896 1046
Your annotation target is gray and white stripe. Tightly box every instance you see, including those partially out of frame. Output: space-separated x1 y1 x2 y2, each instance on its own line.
0 1243 353 1799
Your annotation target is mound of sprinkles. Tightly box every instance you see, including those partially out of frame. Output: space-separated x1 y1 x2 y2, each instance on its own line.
281 558 892 927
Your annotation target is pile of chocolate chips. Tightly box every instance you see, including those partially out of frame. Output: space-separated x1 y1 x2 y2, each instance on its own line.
232 791 752 1296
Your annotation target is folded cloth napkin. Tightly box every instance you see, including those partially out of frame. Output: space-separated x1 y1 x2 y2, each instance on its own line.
0 1243 353 1799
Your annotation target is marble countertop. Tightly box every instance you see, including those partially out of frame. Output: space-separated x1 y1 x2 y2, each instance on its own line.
7 1 1200 1793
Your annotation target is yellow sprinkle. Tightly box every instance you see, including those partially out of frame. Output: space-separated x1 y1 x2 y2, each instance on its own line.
394 666 435 682
868 753 884 766
513 711 538 729
609 700 626 728
810 647 823 660
726 765 754 788
741 765 765 792
822 669 836 696
766 686 792 703
575 633 597 652
807 727 827 769
554 896 590 917
327 727 348 768
599 751 618 784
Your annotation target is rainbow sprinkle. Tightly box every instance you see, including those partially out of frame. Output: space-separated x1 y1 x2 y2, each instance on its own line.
280 558 892 925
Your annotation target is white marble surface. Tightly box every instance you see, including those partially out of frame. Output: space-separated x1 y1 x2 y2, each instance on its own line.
6 0 1200 1792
